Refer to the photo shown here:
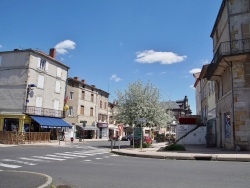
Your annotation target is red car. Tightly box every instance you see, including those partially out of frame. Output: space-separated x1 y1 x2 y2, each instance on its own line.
130 136 153 145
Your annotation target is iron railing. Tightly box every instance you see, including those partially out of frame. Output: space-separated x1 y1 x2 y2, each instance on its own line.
24 106 64 118
206 38 250 78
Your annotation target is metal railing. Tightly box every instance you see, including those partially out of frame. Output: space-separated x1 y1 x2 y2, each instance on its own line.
24 106 64 118
206 38 250 78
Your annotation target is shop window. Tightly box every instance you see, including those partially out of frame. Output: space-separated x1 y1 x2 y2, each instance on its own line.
3 118 19 132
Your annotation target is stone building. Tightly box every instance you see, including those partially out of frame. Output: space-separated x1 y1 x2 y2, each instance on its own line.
205 0 250 150
64 77 109 139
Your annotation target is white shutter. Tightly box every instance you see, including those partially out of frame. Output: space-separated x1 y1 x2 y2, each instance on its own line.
45 62 49 72
56 67 62 77
35 96 42 115
55 81 60 93
37 75 44 89
54 100 59 110
37 57 41 68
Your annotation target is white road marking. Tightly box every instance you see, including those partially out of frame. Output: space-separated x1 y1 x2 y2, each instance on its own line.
1 159 36 166
83 160 91 162
0 162 21 168
110 154 119 156
32 156 65 161
19 157 49 162
95 158 102 160
46 154 73 159
54 153 88 158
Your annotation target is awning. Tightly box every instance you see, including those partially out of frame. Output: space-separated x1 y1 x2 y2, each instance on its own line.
30 116 72 128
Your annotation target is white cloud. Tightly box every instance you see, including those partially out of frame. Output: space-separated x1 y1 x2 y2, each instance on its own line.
135 50 187 65
110 74 122 82
159 71 166 75
189 84 195 90
54 40 76 54
146 72 153 76
189 68 201 74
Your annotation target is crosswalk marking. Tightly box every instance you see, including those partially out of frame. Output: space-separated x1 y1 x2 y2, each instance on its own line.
19 157 49 162
54 153 88 158
1 159 36 166
83 160 91 162
0 162 21 169
46 154 73 159
32 156 65 161
95 158 102 160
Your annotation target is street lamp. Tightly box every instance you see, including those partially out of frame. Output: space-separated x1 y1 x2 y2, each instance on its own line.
25 84 37 112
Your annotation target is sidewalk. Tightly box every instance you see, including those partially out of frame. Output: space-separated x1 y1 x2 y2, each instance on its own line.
111 142 250 162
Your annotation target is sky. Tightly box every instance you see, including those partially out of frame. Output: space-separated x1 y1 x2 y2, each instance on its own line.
0 0 222 114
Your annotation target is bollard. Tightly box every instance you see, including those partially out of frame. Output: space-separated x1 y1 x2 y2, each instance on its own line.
111 139 113 151
70 137 74 143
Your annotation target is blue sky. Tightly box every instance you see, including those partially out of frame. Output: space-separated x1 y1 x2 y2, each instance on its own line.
0 0 222 114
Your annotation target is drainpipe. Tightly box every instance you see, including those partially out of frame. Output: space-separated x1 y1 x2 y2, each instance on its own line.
223 58 235 148
226 0 232 51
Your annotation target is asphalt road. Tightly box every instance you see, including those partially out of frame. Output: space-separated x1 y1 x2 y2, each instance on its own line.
1 141 250 188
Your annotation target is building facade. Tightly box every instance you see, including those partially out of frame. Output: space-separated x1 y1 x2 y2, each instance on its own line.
206 0 250 150
0 48 71 142
64 77 109 139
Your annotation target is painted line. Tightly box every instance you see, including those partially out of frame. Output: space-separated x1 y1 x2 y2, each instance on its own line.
95 158 102 160
54 153 89 158
32 156 65 161
0 163 21 168
45 154 73 159
110 154 119 156
19 157 49 162
83 160 92 162
2 159 36 166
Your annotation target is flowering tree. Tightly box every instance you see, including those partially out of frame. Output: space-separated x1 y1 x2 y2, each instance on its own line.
114 80 174 128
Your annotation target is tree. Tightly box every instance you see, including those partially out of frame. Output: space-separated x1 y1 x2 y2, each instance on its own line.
114 80 174 128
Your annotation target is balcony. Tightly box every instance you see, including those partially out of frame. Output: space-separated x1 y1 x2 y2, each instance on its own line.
24 106 64 118
206 38 250 79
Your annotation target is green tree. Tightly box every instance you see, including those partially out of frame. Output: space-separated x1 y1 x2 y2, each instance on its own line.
114 80 174 128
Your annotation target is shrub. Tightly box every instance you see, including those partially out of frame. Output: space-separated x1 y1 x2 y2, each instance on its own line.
164 143 186 151
155 133 166 142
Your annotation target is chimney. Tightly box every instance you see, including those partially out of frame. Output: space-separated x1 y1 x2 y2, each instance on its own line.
81 79 86 84
74 77 79 80
49 48 56 58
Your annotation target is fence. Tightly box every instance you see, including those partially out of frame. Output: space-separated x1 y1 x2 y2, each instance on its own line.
0 131 50 145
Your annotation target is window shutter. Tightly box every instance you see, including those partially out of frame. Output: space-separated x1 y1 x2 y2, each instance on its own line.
54 100 59 110
37 75 44 89
57 67 62 77
36 97 43 107
45 62 49 72
37 57 41 68
55 81 60 93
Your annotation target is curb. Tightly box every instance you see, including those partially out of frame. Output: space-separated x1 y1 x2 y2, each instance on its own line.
5 170 53 188
111 150 250 162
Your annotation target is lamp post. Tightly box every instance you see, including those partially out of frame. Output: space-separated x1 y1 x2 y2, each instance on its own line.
25 84 37 113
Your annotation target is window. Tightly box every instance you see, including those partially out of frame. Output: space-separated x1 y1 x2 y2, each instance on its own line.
69 106 74 116
37 57 48 72
53 100 59 117
55 81 61 93
91 94 94 102
37 75 44 89
104 102 107 110
90 107 93 116
81 91 85 100
56 67 62 78
100 101 102 108
80 105 84 115
35 96 43 115
69 91 73 100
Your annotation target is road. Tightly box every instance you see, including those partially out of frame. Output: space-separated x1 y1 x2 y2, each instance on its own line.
1 141 250 188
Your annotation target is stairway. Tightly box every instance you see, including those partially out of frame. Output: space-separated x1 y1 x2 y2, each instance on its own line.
174 124 201 144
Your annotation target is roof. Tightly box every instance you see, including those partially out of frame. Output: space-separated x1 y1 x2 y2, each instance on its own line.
0 48 70 69
160 101 180 110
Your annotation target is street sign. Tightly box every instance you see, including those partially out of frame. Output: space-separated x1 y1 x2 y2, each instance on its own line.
137 118 147 123
134 127 142 139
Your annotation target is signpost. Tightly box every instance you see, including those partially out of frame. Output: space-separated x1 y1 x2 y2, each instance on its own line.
136 118 147 150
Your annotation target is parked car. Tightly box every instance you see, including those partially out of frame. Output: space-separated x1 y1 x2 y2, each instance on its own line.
130 136 152 145
121 134 133 141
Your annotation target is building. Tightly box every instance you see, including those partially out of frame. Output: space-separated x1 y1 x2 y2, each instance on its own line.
205 0 250 150
0 48 71 143
64 77 109 139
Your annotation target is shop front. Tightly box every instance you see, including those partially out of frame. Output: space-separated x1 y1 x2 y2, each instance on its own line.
97 122 108 139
